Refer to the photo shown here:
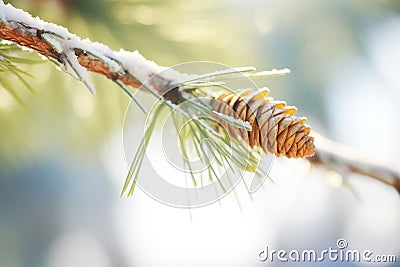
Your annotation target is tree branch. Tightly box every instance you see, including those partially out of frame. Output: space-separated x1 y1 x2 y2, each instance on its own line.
0 20 145 90
1 1 399 194
308 132 400 193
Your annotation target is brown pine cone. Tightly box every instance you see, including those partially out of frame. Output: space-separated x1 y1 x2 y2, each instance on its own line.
212 88 315 158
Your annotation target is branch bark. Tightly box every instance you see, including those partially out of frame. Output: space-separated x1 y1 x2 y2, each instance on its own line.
0 21 142 89
308 132 400 193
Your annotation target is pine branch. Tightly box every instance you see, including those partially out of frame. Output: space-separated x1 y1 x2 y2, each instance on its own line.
308 132 400 193
1 1 399 195
0 1 188 98
0 21 146 89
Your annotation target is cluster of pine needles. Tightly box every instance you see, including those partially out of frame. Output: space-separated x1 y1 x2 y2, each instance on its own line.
121 67 292 197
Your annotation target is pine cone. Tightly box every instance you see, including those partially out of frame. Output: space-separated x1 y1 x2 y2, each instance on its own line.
212 88 315 158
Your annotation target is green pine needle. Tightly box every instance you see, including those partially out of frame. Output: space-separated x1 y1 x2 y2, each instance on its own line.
0 43 42 98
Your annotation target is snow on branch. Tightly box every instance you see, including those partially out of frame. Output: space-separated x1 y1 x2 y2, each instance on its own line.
0 0 187 94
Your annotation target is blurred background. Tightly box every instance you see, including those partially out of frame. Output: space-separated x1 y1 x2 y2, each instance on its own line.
1 0 400 266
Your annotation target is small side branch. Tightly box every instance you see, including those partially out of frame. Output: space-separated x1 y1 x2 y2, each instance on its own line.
308 132 400 193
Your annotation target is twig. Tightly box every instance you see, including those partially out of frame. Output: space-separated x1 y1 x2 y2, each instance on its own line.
308 132 400 193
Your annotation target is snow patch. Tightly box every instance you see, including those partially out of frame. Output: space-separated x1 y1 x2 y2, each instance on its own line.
213 111 252 130
64 50 96 93
0 1 5 22
41 33 64 53
114 49 163 83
